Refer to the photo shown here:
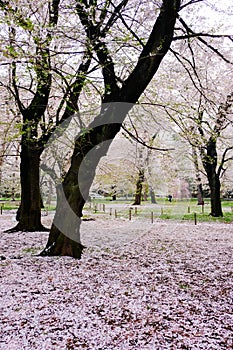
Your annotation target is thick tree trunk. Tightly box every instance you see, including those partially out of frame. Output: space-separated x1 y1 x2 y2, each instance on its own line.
202 139 223 217
8 141 47 232
40 223 84 258
41 124 121 258
208 172 223 217
133 169 144 205
40 182 85 257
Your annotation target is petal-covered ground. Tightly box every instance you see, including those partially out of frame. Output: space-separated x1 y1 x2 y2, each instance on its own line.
0 212 233 349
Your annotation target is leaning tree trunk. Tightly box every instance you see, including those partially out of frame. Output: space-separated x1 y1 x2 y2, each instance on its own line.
40 122 123 258
40 183 85 258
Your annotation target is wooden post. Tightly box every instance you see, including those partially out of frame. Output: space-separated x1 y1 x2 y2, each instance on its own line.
151 212 153 223
103 204 105 212
129 209 131 220
135 207 137 215
0 206 2 215
188 206 190 213
202 203 204 214
115 209 117 218
110 208 112 216
94 204 97 213
194 212 197 225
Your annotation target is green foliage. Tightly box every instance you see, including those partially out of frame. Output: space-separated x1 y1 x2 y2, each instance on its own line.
16 17 34 31
4 45 18 59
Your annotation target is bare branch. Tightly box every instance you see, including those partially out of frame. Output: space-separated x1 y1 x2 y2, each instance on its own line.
178 16 233 65
174 33 233 41
121 125 174 151
217 147 233 177
180 0 203 11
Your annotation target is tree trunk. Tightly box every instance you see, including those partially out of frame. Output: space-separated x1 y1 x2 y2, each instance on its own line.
133 169 144 205
207 172 223 217
201 139 223 217
40 181 85 257
8 141 47 232
143 183 148 201
150 188 157 204
41 124 121 258
111 185 117 200
197 181 204 205
192 146 204 205
45 179 54 206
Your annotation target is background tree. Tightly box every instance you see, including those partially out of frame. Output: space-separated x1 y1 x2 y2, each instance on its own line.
0 0 95 230
0 80 20 198
197 94 233 216
142 16 233 216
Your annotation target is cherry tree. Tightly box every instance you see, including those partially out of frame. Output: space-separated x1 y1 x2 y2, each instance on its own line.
0 0 231 257
150 38 233 216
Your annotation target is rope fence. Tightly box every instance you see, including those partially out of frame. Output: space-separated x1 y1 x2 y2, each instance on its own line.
86 202 201 225
1 201 232 226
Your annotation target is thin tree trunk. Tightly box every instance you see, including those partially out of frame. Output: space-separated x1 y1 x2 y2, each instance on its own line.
133 169 144 205
150 188 157 204
143 183 148 201
197 182 204 205
45 179 53 205
192 147 204 205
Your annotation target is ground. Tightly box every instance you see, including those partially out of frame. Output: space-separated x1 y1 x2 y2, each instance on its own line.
0 211 233 349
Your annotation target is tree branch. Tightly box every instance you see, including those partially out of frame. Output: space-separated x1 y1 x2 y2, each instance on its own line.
217 147 233 177
178 16 233 65
120 0 181 103
121 125 174 151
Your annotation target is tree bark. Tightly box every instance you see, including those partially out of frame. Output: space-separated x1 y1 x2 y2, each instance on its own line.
197 181 204 205
201 139 223 217
150 188 157 204
207 172 223 217
133 169 144 205
41 123 121 257
192 146 204 205
8 139 48 232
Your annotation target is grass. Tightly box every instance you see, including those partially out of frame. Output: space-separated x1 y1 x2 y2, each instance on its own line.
22 247 42 254
85 198 233 223
1 197 233 223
